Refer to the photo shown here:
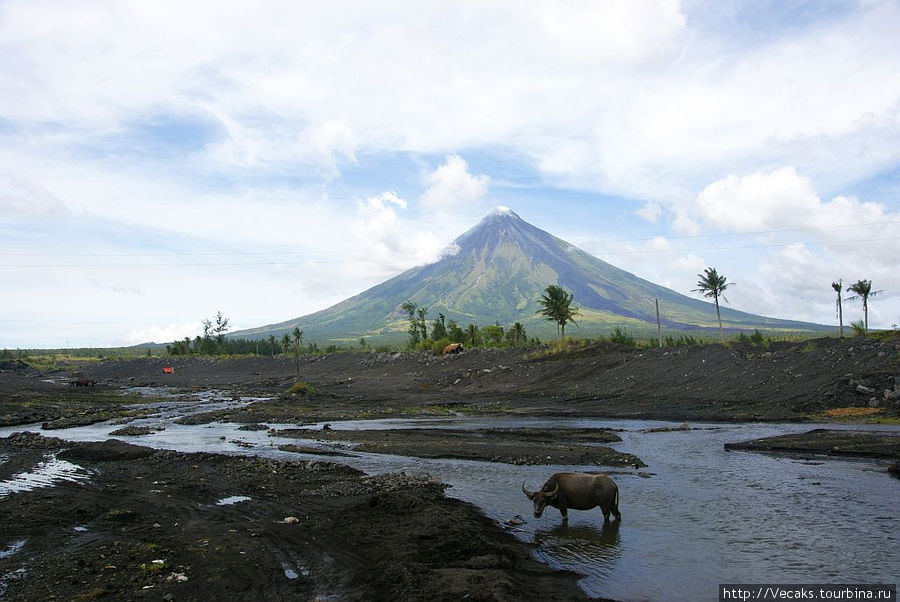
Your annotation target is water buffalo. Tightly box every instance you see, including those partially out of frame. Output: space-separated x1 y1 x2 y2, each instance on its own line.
522 472 621 523
442 343 464 355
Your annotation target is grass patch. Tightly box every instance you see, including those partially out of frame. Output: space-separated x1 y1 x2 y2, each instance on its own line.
824 407 883 418
287 381 318 395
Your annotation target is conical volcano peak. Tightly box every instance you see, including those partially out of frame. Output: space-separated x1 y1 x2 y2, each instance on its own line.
455 206 534 250
468 206 521 228
233 209 826 343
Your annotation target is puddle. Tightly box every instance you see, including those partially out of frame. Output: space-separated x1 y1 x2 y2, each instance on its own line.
0 455 92 498
281 563 298 579
216 495 251 506
0 540 25 559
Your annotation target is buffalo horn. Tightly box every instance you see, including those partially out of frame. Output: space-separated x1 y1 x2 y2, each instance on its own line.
521 481 535 499
544 481 559 498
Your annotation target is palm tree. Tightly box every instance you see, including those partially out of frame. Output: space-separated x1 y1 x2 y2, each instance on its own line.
280 333 291 354
844 279 882 335
693 267 732 343
831 280 843 338
466 323 480 347
537 285 580 339
291 327 303 382
506 322 527 346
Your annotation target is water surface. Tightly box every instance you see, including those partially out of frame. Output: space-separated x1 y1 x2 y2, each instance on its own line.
1 395 897 600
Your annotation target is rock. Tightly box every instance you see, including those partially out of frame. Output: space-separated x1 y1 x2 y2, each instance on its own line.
855 384 876 395
503 515 526 527
279 516 300 524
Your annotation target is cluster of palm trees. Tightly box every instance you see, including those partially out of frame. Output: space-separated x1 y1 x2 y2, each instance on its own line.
832 279 881 337
540 270 883 345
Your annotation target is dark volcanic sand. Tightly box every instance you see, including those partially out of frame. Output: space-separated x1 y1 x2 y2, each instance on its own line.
1 336 898 600
0 433 590 601
275 426 646 468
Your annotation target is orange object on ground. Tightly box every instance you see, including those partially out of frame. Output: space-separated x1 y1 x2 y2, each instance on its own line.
163 367 174 374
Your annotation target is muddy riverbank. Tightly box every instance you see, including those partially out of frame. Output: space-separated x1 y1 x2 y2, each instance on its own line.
0 432 590 601
275 426 646 468
724 428 900 459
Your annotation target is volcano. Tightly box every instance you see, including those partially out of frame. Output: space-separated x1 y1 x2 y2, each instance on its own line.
233 208 826 343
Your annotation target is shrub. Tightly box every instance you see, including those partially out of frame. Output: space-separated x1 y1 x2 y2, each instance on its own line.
288 381 317 395
608 327 636 346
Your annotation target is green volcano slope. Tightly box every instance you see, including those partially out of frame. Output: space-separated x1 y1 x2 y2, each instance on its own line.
234 208 829 343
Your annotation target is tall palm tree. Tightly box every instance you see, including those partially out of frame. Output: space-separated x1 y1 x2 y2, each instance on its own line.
844 279 882 335
291 327 303 382
693 267 732 343
831 280 843 338
537 285 580 339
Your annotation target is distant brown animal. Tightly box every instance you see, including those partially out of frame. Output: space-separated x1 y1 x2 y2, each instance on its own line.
522 472 621 523
69 378 96 387
442 343 464 355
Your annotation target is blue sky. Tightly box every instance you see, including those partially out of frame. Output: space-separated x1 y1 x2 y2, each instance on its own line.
1 0 898 348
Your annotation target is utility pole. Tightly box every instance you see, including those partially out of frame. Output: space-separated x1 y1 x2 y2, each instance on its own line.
655 298 662 348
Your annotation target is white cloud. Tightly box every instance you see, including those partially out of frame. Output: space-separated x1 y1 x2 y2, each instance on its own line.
1 1 899 344
692 167 821 231
0 175 67 217
684 166 900 261
635 202 663 223
125 322 202 346
354 191 444 272
421 155 490 208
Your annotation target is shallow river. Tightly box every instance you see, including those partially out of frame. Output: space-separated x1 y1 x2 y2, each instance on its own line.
1 392 897 601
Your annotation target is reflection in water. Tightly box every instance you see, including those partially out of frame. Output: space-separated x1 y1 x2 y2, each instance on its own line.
0 455 92 498
534 521 622 575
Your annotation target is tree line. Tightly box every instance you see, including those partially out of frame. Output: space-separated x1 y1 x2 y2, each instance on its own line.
167 271 887 359
400 300 533 351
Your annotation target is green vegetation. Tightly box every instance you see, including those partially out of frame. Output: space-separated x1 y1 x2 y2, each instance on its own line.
831 280 844 338
844 279 883 335
287 381 318 395
608 327 636 346
693 267 732 343
291 327 303 383
401 300 428 347
537 285 580 339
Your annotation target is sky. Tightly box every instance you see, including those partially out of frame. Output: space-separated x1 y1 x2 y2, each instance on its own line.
1 0 898 348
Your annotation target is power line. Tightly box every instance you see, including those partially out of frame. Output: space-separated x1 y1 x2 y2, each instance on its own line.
2 220 898 259
585 220 900 244
1 236 897 268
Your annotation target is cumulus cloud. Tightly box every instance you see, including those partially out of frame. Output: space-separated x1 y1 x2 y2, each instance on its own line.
421 155 490 208
683 166 899 260
354 191 444 271
2 1 899 344
692 167 820 231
